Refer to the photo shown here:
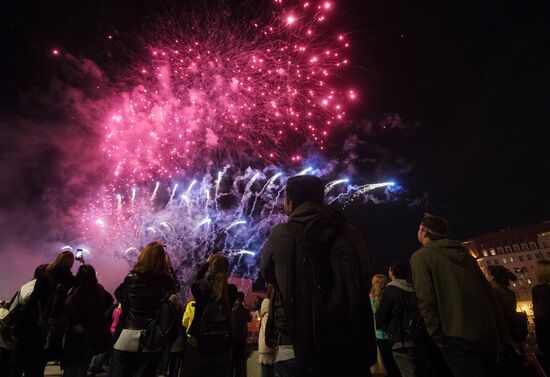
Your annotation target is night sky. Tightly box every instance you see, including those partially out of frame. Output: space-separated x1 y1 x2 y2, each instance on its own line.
1 0 549 280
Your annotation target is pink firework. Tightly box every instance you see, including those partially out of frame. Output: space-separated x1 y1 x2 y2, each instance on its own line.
101 0 356 183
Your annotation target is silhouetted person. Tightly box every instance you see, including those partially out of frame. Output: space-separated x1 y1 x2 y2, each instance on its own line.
10 251 79 377
371 274 402 377
1 264 47 376
261 175 376 377
486 265 523 342
376 262 428 377
62 264 113 377
258 285 276 377
181 253 232 377
410 213 508 377
111 241 178 377
231 291 251 377
533 260 550 374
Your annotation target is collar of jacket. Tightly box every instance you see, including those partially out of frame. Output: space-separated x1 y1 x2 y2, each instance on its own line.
388 279 414 292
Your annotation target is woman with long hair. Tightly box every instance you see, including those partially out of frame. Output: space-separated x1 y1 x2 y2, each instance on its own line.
181 253 232 377
533 260 550 374
9 250 80 377
370 274 401 377
111 241 179 377
62 265 113 377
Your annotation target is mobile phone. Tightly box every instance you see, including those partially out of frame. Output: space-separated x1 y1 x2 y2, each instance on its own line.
76 249 83 259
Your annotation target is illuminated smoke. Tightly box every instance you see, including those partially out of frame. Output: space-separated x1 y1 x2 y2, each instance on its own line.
76 164 393 284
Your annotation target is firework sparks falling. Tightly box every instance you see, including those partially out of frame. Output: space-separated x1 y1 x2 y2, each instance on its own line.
76 165 393 283
101 1 355 182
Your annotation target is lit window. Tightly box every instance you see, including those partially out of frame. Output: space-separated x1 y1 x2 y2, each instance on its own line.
482 251 489 257
509 257 514 262
502 258 507 264
512 283 517 287
527 278 533 285
490 249 497 256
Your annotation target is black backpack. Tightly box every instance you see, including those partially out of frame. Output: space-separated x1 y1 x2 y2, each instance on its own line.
197 298 230 353
511 311 528 342
286 215 376 372
140 289 179 350
397 290 425 344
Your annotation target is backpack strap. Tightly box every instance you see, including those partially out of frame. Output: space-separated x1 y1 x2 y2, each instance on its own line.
8 291 19 307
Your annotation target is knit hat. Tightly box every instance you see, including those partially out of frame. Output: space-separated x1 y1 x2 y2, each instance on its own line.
285 175 324 208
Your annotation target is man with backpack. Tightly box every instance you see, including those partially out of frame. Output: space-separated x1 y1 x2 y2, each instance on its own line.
260 175 376 377
375 262 428 377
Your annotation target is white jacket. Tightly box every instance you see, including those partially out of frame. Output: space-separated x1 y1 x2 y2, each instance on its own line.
258 298 276 364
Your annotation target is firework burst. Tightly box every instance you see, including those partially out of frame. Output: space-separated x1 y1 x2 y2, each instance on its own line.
45 1 399 281
102 0 356 182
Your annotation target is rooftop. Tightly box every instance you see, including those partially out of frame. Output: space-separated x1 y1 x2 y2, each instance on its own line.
470 221 550 243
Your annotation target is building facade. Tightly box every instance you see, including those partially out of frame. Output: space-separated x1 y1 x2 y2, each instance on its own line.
464 222 550 321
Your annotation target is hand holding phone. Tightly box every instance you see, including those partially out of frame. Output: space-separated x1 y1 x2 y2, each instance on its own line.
75 249 85 264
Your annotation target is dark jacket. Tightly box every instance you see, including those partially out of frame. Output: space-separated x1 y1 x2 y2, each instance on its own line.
260 202 371 336
115 272 177 330
375 279 416 348
231 302 252 340
532 283 550 351
13 268 75 339
492 282 517 337
186 263 231 340
63 284 114 363
260 201 376 370
410 239 509 352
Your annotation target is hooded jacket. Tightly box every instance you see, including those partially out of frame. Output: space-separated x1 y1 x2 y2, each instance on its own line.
410 239 509 352
375 279 416 349
260 202 371 337
260 201 376 370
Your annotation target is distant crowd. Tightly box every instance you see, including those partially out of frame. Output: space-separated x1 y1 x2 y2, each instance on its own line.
1 175 549 377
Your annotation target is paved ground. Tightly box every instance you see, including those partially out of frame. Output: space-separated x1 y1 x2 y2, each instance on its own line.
43 352 262 377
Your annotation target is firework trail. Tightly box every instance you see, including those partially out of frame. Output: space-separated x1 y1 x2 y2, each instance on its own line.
77 165 393 285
